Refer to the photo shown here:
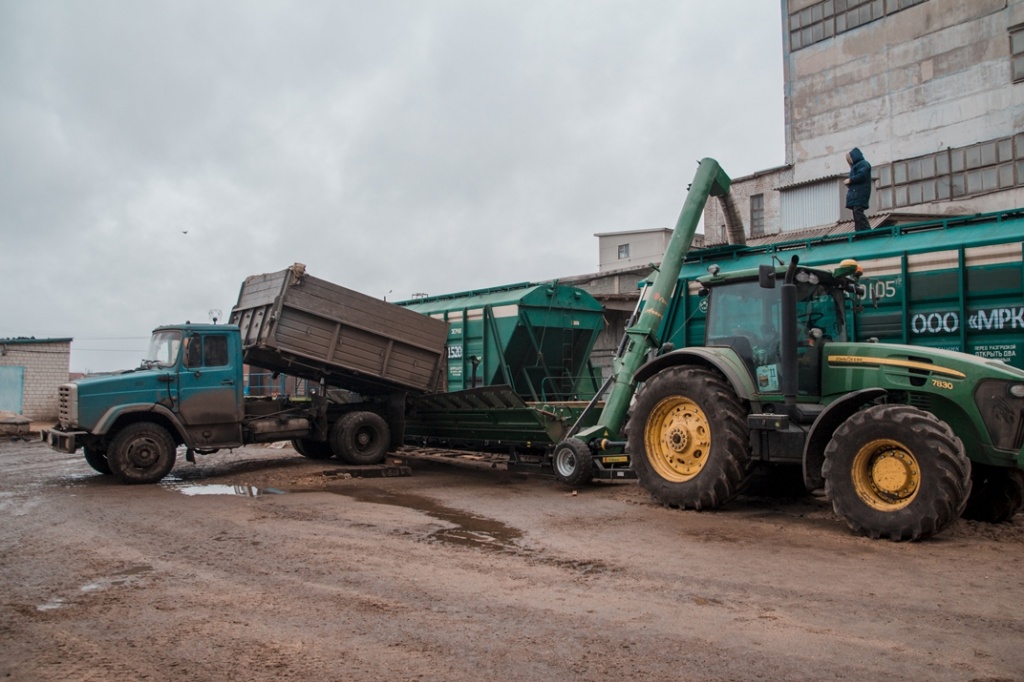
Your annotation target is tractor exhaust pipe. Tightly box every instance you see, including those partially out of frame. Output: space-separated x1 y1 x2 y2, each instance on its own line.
781 256 800 413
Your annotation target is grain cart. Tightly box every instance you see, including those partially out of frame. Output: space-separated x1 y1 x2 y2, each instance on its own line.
42 264 448 483
556 158 1024 540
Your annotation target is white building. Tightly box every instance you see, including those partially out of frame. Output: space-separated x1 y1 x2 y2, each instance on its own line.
0 338 71 421
704 0 1024 243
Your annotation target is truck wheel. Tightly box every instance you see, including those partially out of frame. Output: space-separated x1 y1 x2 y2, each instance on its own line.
823 405 971 541
108 423 177 484
331 412 389 465
961 464 1024 523
627 367 751 510
83 446 112 475
291 438 334 460
553 438 593 486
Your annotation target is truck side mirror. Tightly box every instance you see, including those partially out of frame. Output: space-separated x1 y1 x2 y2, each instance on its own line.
759 265 776 289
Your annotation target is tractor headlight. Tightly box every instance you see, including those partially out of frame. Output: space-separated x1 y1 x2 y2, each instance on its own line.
975 380 1024 451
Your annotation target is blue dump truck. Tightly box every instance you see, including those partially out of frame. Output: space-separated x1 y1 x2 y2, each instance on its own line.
43 265 449 483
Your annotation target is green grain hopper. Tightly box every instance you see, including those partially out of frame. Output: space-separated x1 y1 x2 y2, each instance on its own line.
397 282 605 401
397 282 632 479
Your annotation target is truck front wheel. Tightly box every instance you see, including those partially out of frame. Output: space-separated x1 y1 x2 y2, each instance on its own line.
823 405 971 541
83 446 112 475
331 412 389 465
108 423 177 484
627 367 751 510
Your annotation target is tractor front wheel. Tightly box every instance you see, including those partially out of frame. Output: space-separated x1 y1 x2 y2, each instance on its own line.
627 367 751 510
823 404 970 541
962 463 1024 523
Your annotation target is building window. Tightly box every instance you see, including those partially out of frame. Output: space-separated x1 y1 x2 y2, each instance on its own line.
617 244 630 260
789 0 929 52
750 194 765 237
874 135 1021 210
1012 24 1024 83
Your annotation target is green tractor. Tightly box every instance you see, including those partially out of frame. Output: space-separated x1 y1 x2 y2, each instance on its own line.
626 256 1024 540
556 157 1024 540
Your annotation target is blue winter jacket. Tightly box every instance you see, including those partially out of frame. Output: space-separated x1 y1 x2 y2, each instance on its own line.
845 147 872 209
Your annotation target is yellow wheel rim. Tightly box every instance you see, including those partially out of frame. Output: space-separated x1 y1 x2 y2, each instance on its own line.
851 438 920 511
643 396 711 483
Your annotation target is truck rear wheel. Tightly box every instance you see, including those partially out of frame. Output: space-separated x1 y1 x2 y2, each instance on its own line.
553 438 593 486
83 446 112 475
331 411 389 465
627 367 751 510
961 463 1024 523
291 438 334 460
108 423 177 484
823 405 970 541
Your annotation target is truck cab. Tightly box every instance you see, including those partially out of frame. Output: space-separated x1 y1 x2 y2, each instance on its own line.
44 324 245 483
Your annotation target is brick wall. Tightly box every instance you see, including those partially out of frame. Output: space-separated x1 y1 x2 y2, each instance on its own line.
0 340 71 420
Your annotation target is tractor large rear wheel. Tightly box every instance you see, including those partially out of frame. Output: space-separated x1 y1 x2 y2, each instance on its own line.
627 367 751 510
823 404 970 541
961 463 1024 523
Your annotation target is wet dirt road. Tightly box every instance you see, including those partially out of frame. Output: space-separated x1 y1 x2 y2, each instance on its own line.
2 438 1023 681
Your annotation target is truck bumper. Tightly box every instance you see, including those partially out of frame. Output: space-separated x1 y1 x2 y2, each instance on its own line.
41 428 86 453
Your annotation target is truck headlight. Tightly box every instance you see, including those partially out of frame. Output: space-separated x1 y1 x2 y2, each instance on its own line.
1010 384 1024 398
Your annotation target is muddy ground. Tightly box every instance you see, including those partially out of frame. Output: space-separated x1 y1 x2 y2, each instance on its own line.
1 437 1023 682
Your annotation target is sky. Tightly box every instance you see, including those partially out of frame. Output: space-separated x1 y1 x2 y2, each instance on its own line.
1 1 785 373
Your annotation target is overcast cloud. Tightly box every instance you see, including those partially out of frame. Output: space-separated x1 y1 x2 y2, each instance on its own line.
1 1 784 373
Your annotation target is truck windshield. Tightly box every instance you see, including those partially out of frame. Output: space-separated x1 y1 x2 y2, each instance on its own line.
143 330 182 368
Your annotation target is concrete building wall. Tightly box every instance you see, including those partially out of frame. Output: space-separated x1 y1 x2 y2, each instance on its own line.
711 0 1024 240
596 229 673 272
0 339 71 420
785 0 1017 175
704 166 793 242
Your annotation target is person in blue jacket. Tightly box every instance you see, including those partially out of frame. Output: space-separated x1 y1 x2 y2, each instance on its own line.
844 147 872 232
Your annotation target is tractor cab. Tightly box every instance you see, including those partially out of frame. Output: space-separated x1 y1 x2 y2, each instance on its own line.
699 259 861 398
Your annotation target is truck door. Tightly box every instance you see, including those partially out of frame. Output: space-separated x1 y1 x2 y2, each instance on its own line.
177 332 244 447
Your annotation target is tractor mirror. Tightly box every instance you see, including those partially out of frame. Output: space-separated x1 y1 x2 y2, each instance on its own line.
759 265 776 289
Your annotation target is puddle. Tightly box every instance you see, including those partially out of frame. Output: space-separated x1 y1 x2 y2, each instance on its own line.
329 486 612 575
170 484 286 497
37 564 154 612
331 487 524 552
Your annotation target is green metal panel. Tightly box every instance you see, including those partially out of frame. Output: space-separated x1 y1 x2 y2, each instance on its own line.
398 282 605 401
663 209 1024 370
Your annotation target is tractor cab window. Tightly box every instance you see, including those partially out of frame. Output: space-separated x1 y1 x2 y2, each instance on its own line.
706 279 783 372
794 280 846 343
707 276 847 395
